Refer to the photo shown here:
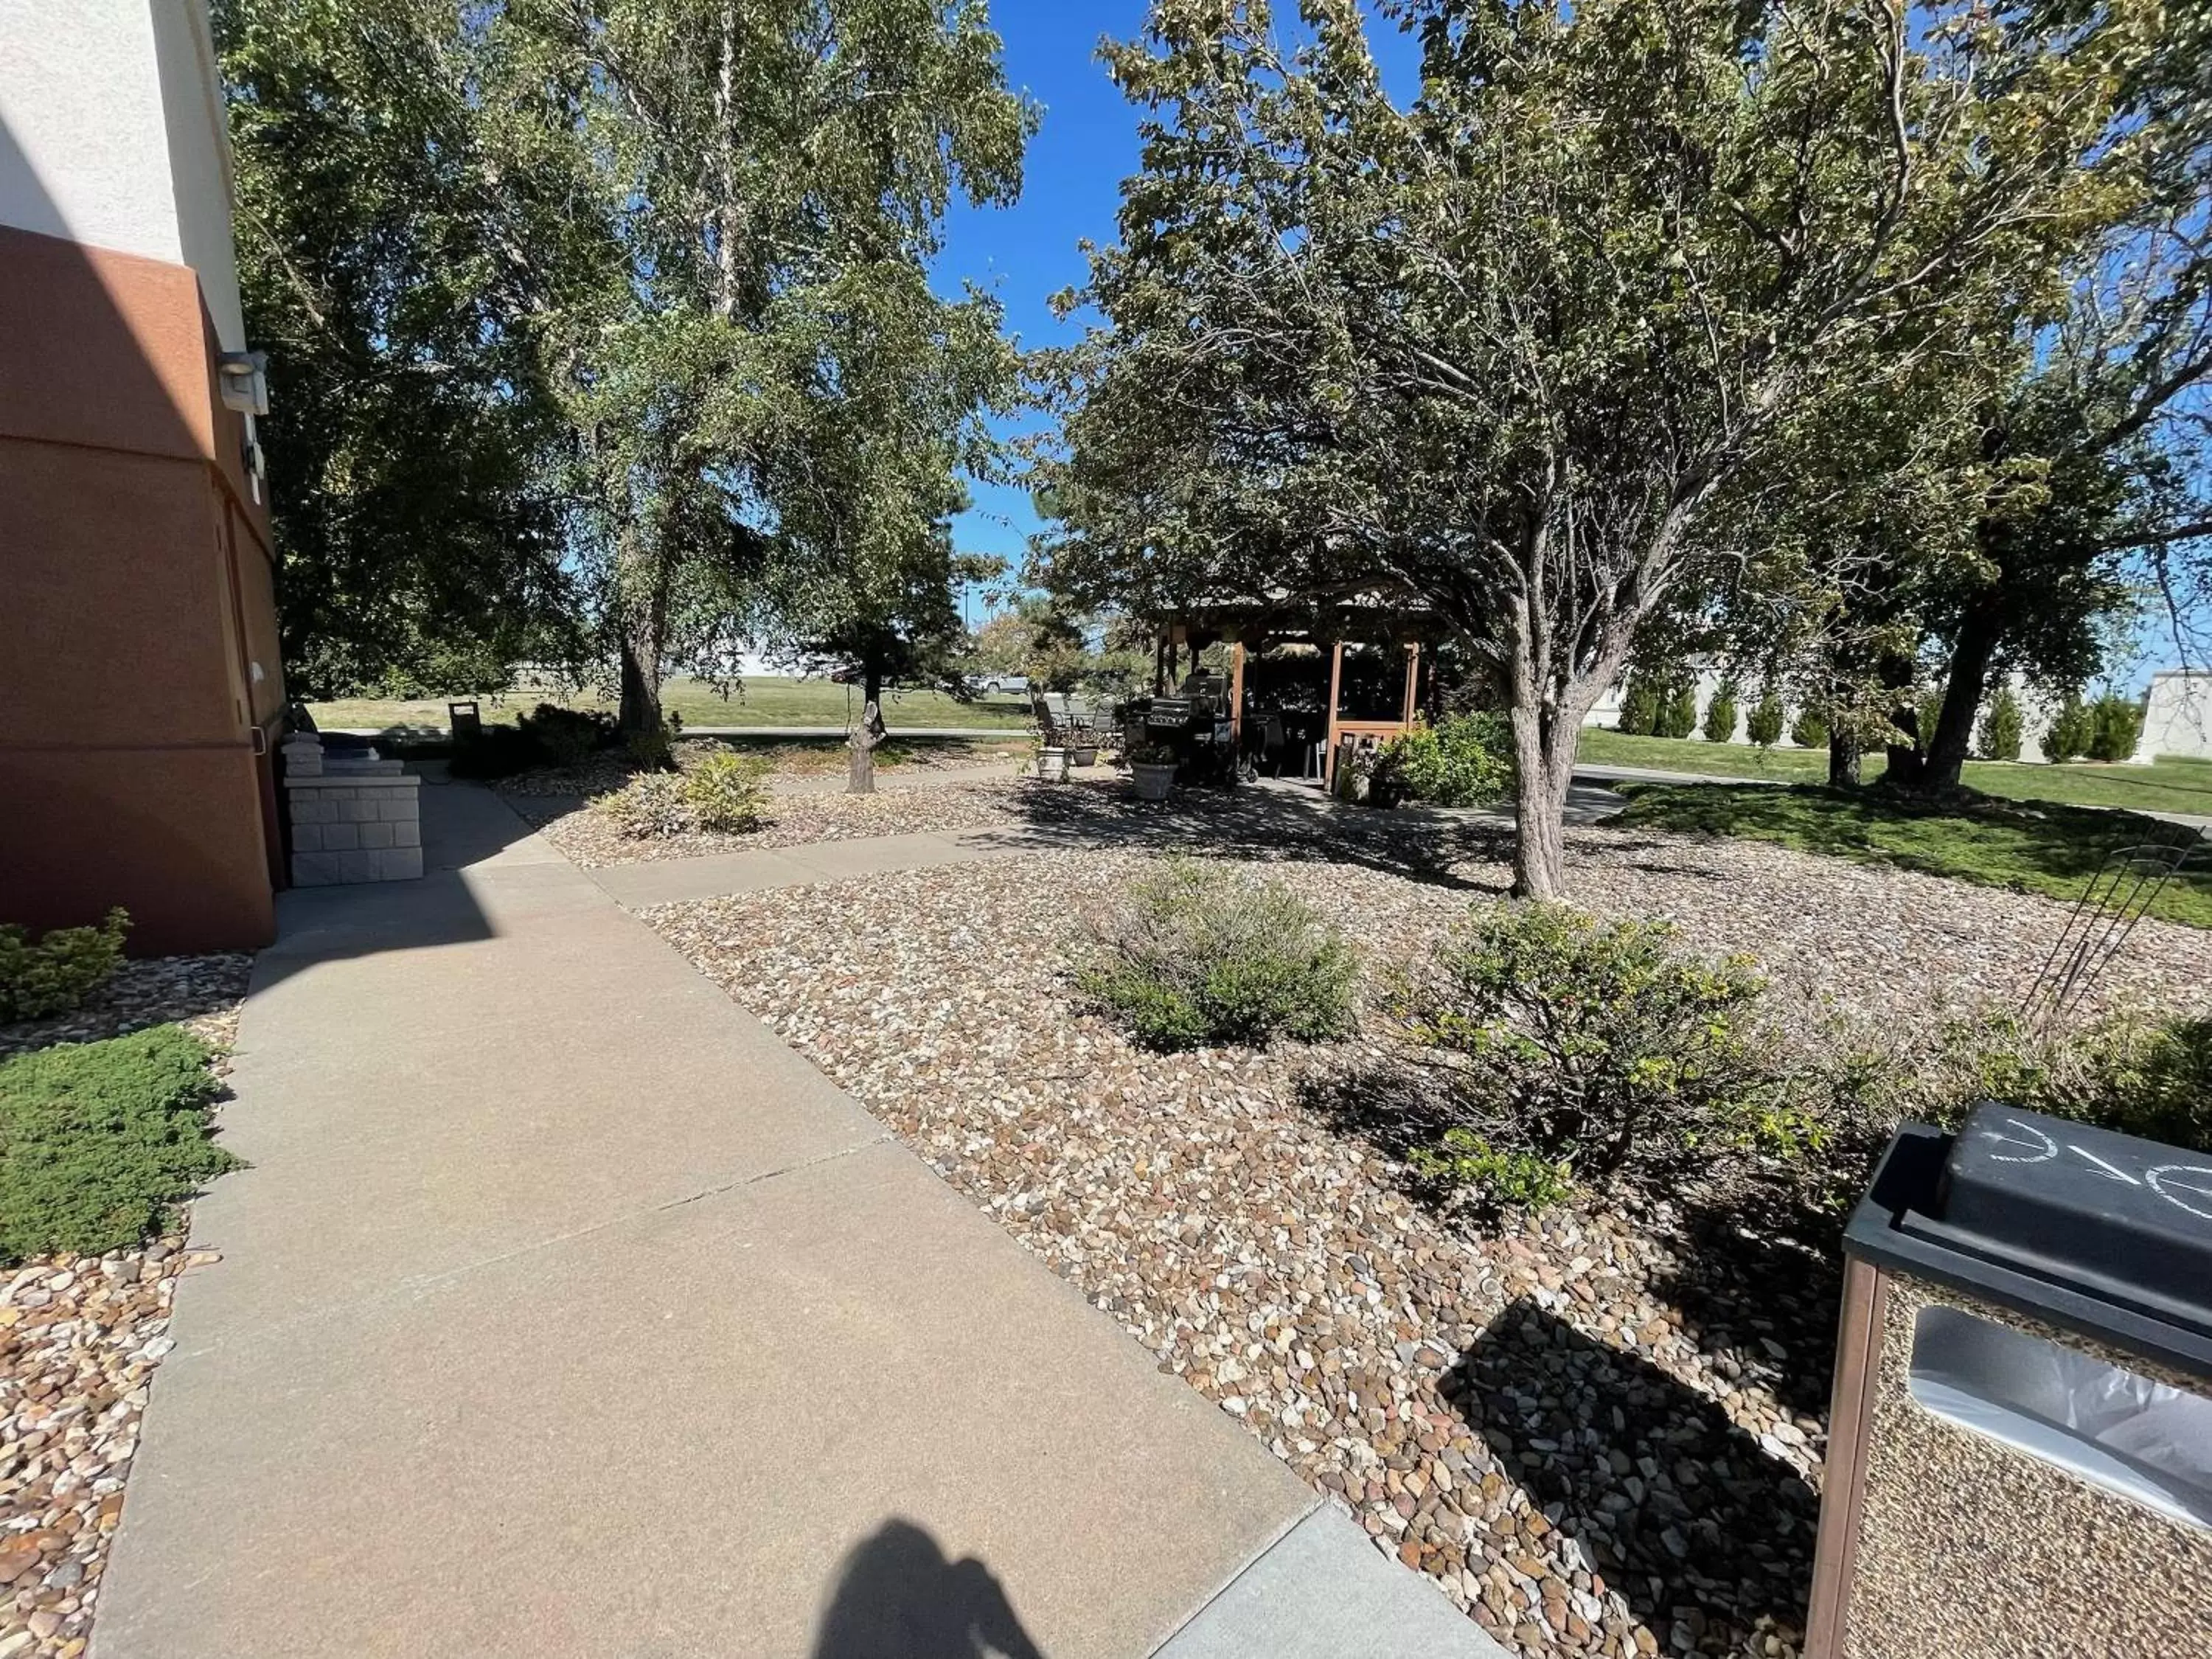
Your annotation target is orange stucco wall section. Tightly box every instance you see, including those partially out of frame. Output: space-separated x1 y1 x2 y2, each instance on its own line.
0 224 286 953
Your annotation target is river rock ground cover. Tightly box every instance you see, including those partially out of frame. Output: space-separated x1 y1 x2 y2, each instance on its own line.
496 740 1061 866
646 794 2211 1659
0 953 246 1659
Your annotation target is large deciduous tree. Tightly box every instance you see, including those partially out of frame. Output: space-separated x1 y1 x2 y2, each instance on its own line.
1038 0 2170 897
217 1 593 697
512 0 1034 744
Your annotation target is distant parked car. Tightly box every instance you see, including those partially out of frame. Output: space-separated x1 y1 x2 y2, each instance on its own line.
967 672 1029 696
827 662 864 684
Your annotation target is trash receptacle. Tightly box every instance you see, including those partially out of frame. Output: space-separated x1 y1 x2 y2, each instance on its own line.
1806 1103 2212 1658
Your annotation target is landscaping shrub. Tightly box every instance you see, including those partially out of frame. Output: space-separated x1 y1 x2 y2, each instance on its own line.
446 723 542 779
1745 689 1786 749
1978 686 2024 762
602 771 694 838
1077 860 1357 1050
2087 693 2143 764
624 726 676 771
1616 668 1661 737
2044 697 2093 763
1388 905 1797 1208
1368 714 1513 807
1408 1130 1575 1211
0 1026 236 1261
684 751 770 832
523 703 615 768
1702 681 1739 745
0 909 129 1023
1790 707 1829 750
1933 1009 2212 1154
1655 680 1700 740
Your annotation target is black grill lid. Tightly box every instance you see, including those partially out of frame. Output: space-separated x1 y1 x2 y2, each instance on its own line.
1845 1105 2212 1380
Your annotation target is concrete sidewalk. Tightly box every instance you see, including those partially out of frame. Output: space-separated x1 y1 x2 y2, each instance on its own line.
97 782 1501 1659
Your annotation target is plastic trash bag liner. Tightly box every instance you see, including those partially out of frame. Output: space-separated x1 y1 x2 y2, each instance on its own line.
1908 1305 2212 1529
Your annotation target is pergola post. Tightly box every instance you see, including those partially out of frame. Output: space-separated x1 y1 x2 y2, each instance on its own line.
1228 639 1246 745
1402 641 1421 727
1323 639 1345 790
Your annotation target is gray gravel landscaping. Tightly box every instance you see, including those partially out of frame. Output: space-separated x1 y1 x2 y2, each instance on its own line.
645 813 2211 1659
0 953 247 1659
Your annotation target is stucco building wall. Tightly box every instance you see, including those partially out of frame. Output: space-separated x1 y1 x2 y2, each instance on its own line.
0 1 283 952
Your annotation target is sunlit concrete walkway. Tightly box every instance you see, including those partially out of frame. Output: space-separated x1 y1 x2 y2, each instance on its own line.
97 781 1501 1659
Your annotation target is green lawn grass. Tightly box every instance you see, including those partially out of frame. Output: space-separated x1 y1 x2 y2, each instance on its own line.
0 1026 237 1262
1614 782 2212 929
310 674 1033 735
1577 728 2212 820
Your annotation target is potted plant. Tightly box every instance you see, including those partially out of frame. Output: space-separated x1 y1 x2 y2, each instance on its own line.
1071 731 1100 768
1128 739 1178 801
1034 736 1070 782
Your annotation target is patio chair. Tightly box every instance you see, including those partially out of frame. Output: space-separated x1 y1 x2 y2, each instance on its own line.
1029 692 1097 748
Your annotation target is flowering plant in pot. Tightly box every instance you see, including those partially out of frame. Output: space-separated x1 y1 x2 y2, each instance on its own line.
1128 739 1179 800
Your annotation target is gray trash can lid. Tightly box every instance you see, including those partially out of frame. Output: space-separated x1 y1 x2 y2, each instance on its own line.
1846 1105 2212 1380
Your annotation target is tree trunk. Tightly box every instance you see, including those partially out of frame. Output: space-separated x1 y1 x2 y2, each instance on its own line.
1828 730 1862 788
1877 650 1924 787
1921 598 2003 792
613 518 670 743
847 663 885 794
1509 700 1576 901
617 633 661 741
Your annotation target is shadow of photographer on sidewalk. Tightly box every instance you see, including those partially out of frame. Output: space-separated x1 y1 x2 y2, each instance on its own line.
811 1518 1046 1659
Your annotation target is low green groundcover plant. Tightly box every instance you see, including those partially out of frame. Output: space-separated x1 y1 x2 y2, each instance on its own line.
1 908 129 1023
1077 860 1357 1049
0 1026 237 1261
1369 713 1514 807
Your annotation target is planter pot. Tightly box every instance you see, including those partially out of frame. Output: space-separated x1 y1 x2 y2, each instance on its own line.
1130 761 1177 801
1071 743 1099 768
1036 747 1070 782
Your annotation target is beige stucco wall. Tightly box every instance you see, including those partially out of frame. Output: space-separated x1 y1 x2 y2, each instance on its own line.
2141 672 2212 762
0 0 246 348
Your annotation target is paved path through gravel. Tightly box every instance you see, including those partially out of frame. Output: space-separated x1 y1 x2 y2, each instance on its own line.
95 781 1501 1659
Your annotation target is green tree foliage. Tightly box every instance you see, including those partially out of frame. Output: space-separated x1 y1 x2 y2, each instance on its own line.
1702 681 1739 745
515 0 1034 745
216 1 591 695
221 1 1033 723
1616 669 1662 737
1037 0 2156 900
1656 681 1700 742
1978 686 2025 762
2044 697 2095 764
2087 692 2146 763
1790 707 1831 751
1745 689 1786 750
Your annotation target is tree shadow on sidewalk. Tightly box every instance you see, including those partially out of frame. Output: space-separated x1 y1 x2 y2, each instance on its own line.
811 1518 1047 1659
1445 1298 1818 1654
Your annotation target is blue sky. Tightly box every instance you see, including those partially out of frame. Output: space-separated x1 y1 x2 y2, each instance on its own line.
936 4 1423 623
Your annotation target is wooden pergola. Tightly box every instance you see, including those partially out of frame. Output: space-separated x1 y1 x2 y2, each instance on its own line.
1152 588 1446 787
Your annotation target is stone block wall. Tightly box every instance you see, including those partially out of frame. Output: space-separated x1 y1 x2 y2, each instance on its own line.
285 772 423 886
